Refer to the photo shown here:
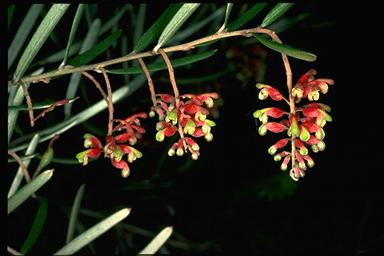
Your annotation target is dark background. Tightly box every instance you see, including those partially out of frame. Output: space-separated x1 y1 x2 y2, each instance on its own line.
7 3 384 255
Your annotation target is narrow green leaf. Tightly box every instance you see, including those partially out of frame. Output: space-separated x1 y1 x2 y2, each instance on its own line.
8 5 15 29
169 6 224 44
54 208 131 255
8 134 40 198
218 3 234 32
226 3 267 31
61 4 85 67
13 4 70 81
253 34 317 62
8 97 80 110
66 184 86 243
8 153 38 163
65 18 101 117
8 169 54 214
261 3 295 28
138 226 173 254
37 147 54 171
68 30 121 66
39 41 82 65
108 49 217 75
134 4 182 52
20 198 48 254
8 4 44 70
133 4 147 46
99 5 128 35
154 3 201 52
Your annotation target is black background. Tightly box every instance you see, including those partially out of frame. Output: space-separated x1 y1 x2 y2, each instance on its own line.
6 3 384 255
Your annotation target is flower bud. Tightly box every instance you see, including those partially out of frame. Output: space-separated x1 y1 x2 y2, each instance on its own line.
205 133 213 142
156 130 165 142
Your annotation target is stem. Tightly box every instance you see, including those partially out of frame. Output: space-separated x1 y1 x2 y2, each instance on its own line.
9 27 265 86
81 71 108 101
8 150 31 183
100 67 114 136
137 58 157 107
20 82 35 127
258 28 296 169
157 49 180 107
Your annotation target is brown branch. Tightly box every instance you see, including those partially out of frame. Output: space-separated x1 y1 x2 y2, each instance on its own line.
9 27 266 86
138 58 157 107
81 71 108 101
20 82 35 127
157 49 180 107
8 150 32 183
100 67 114 136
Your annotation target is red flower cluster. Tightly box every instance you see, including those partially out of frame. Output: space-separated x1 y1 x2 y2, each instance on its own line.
150 93 218 159
76 113 147 177
254 69 334 181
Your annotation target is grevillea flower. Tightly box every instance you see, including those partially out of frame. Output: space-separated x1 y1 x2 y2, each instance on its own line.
254 69 334 181
150 92 218 159
76 113 147 178
292 69 334 102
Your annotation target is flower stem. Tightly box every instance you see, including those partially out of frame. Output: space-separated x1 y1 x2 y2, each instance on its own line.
138 58 157 107
100 67 114 136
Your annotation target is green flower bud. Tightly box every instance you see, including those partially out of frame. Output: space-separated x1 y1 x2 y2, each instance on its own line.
156 130 165 142
299 125 310 142
205 133 213 142
168 148 175 156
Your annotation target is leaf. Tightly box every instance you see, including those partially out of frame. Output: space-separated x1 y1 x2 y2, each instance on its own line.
261 3 295 28
67 30 121 66
53 208 131 255
8 134 40 199
138 226 173 254
60 4 85 67
253 34 317 62
154 3 201 52
218 3 234 32
65 18 101 117
133 4 147 46
20 198 48 254
8 97 80 110
8 170 54 214
226 3 267 31
99 5 128 35
8 5 15 29
108 49 217 75
13 4 70 81
66 184 86 243
8 4 44 70
133 4 182 53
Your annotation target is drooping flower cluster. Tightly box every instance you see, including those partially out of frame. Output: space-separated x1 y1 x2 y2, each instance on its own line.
76 113 147 177
254 69 334 181
150 93 218 159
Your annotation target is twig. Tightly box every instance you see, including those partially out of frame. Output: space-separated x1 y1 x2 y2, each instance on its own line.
138 58 157 107
8 150 32 183
20 82 35 127
9 27 266 86
157 49 180 107
157 49 188 149
100 67 114 136
81 71 108 101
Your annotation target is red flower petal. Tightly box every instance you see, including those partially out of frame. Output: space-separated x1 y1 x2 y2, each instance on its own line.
86 148 101 158
164 126 177 137
266 107 285 118
267 87 284 101
297 69 316 84
265 122 287 133
302 107 322 118
158 94 174 103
